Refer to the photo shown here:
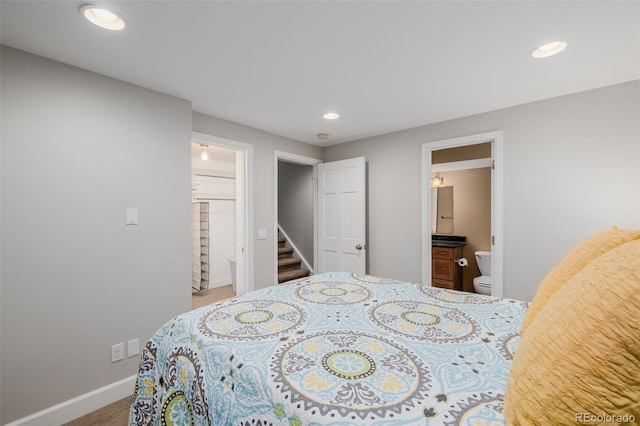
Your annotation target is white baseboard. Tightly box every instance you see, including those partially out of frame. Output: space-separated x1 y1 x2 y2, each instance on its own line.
208 277 232 289
5 375 136 426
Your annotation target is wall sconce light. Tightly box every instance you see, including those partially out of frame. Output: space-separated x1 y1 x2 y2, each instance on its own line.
431 172 443 186
200 144 208 161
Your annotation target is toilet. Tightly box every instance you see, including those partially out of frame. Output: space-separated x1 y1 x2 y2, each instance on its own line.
473 251 492 295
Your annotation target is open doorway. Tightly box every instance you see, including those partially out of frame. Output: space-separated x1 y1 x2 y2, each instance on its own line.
192 132 253 309
421 131 504 297
431 145 492 293
274 151 322 284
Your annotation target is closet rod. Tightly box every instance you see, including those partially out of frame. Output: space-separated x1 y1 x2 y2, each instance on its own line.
193 173 236 180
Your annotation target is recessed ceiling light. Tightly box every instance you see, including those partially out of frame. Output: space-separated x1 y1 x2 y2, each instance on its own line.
323 112 340 120
81 5 126 31
317 133 330 140
531 41 567 58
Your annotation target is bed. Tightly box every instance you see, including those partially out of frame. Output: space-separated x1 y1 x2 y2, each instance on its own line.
129 272 527 425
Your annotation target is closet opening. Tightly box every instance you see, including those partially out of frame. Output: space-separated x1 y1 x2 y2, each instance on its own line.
191 134 253 309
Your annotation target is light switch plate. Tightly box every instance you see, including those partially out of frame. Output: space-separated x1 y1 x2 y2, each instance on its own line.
128 338 140 357
126 208 138 225
257 228 267 240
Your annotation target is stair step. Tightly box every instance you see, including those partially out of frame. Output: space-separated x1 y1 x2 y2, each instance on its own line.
278 256 302 273
278 268 310 283
278 257 301 266
278 246 293 258
278 237 286 248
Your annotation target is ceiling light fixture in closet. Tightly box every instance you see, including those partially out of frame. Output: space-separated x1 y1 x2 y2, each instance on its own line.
200 144 208 160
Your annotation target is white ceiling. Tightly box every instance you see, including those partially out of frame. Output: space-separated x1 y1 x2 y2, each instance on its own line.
1 1 638 146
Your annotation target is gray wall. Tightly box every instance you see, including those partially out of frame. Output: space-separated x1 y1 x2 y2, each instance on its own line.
278 161 314 266
192 112 323 289
0 47 193 423
324 81 640 301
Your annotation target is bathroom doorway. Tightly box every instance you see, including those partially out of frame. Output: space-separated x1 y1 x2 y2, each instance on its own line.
432 148 492 292
421 131 504 297
191 132 254 308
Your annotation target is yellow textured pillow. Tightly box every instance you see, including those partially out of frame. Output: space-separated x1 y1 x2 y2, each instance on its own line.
504 239 640 425
521 227 640 333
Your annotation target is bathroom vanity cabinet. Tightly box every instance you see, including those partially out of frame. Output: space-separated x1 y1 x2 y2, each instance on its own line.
431 245 464 290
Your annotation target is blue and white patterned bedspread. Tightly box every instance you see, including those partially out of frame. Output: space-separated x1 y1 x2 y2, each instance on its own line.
129 272 527 425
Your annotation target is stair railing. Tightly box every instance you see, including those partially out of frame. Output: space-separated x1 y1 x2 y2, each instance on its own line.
277 224 314 274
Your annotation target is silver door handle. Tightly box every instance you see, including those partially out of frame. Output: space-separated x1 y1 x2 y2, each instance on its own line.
356 244 363 250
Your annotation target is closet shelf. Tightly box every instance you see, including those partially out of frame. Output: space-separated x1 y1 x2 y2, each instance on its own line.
193 193 236 201
193 168 235 179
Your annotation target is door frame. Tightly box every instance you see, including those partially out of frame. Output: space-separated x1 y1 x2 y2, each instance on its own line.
273 151 322 285
193 131 254 294
421 131 504 297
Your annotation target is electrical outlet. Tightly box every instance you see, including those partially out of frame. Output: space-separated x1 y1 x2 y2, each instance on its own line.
128 338 140 358
111 343 124 363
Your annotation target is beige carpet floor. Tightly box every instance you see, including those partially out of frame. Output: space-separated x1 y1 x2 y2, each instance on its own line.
192 284 235 309
63 397 131 426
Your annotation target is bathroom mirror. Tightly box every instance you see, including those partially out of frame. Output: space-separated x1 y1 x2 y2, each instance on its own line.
431 186 454 234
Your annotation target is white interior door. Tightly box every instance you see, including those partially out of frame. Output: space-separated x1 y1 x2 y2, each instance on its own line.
316 157 366 274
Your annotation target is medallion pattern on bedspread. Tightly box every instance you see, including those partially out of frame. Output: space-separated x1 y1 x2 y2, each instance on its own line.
443 391 505 425
419 285 499 304
294 281 373 305
129 272 528 425
369 301 481 342
270 331 432 420
196 299 307 340
495 332 520 361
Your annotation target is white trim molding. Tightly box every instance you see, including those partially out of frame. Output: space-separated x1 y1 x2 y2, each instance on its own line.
432 158 492 172
5 375 136 426
421 131 504 297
